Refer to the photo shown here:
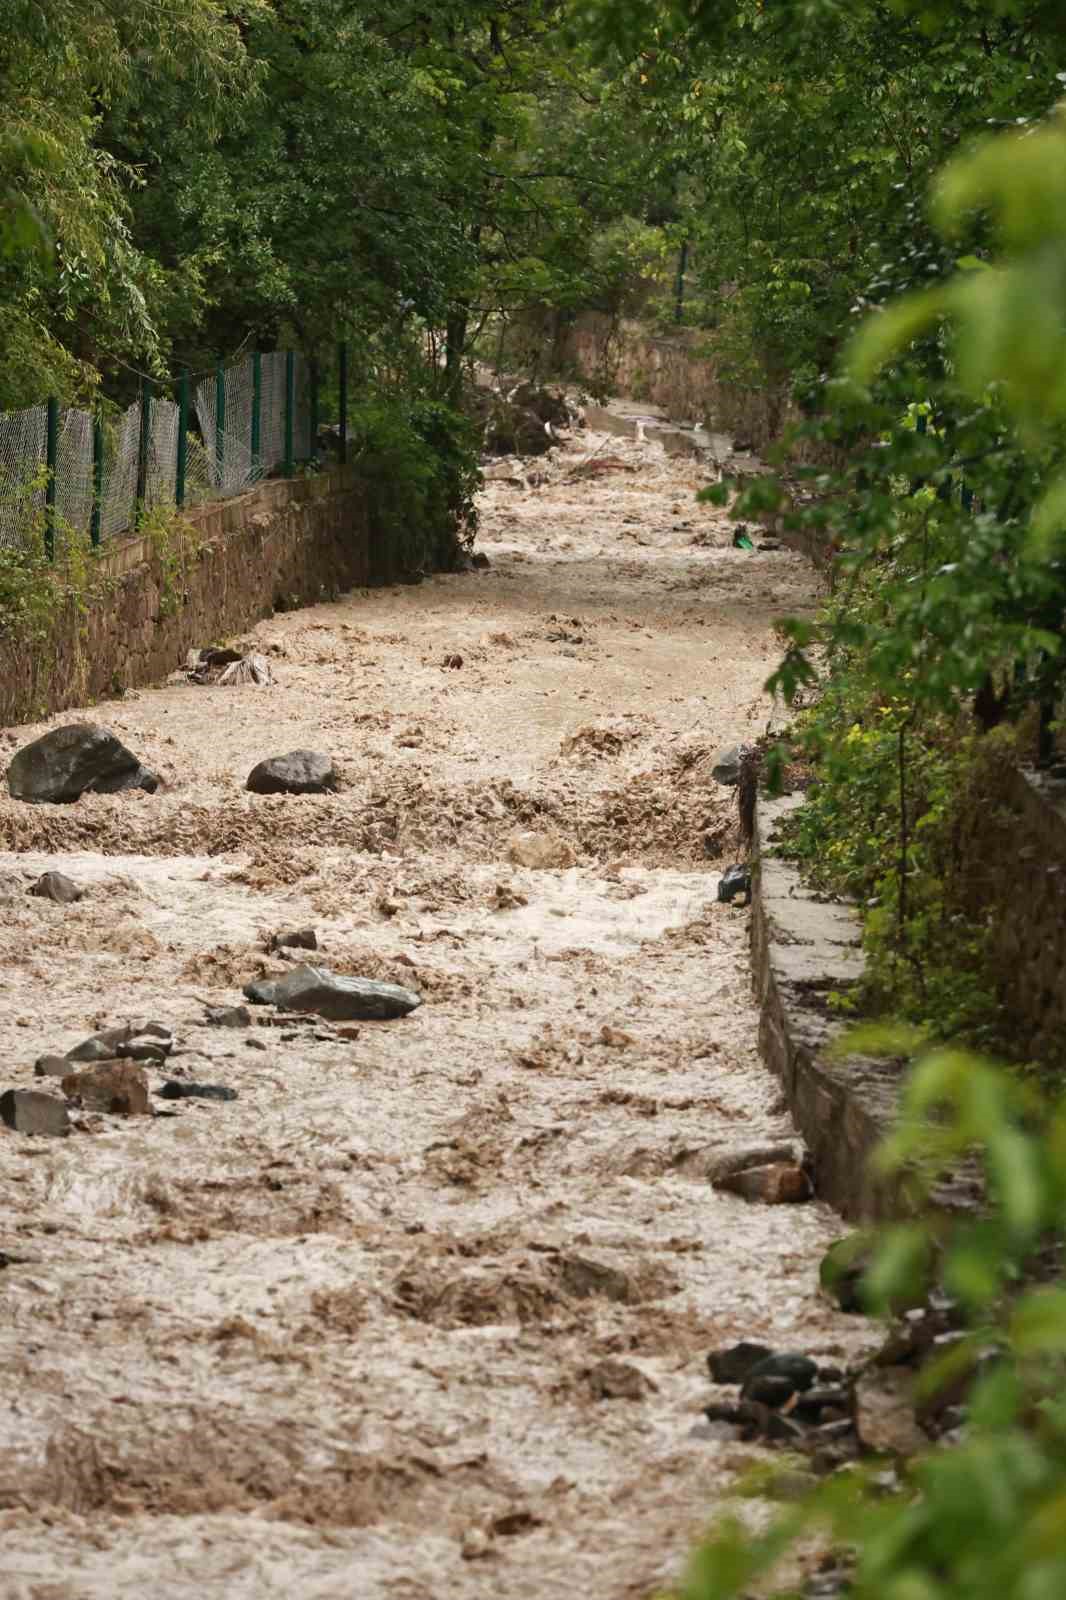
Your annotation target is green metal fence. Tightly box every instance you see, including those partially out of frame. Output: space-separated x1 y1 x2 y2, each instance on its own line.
0 343 352 554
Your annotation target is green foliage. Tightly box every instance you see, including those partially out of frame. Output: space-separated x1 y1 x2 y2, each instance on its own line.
351 393 481 577
682 1037 1066 1600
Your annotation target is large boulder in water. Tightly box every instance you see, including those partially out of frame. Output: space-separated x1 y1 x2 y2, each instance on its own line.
244 962 422 1021
7 723 159 804
246 750 336 795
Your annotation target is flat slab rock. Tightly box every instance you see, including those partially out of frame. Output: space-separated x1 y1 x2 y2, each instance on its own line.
246 750 336 795
244 963 422 1021
0 1087 70 1137
7 723 159 804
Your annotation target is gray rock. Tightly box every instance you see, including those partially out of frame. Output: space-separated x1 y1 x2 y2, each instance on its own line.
158 1081 238 1102
742 1353 819 1402
205 1004 252 1028
271 928 318 952
7 723 158 804
0 1087 70 1136
243 963 422 1020
246 750 336 796
34 1054 72 1079
717 863 752 906
66 1021 173 1065
28 871 84 904
711 744 751 787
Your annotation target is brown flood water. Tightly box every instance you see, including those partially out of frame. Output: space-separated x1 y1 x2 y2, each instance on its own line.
0 431 875 1598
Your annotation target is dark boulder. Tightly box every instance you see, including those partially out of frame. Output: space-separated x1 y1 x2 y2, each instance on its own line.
246 751 336 796
7 723 158 804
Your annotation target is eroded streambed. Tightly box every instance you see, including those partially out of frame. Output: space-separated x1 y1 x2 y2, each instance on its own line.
0 429 875 1598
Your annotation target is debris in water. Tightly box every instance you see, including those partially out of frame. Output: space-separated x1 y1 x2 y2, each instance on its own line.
717 863 752 905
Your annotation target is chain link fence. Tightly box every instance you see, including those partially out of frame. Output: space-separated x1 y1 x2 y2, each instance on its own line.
0 351 316 552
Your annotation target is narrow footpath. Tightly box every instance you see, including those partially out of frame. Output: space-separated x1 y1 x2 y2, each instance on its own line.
0 429 873 1598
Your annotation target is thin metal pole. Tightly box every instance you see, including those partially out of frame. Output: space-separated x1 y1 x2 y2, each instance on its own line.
215 361 226 489
176 376 189 507
90 415 103 548
45 396 58 559
338 341 348 465
284 350 295 476
251 353 262 477
309 355 319 458
136 375 151 521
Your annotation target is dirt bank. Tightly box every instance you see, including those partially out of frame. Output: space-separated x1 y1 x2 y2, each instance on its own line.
0 430 874 1599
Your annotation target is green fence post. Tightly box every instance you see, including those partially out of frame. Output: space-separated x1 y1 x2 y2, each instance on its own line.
284 350 295 476
309 355 319 460
215 361 226 490
90 415 103 548
338 341 348 465
44 396 58 559
175 376 189 508
251 353 262 477
136 375 152 524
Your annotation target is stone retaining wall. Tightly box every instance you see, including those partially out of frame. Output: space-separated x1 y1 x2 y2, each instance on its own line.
0 466 425 727
752 795 982 1221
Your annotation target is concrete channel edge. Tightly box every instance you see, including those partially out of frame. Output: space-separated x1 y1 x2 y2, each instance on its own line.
751 794 981 1222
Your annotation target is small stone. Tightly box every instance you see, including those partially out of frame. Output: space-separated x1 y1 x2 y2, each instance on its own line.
271 928 318 952
741 1353 819 1401
585 1358 655 1400
0 1087 70 1137
205 1005 252 1028
7 722 158 804
743 1373 800 1408
246 750 336 795
599 1024 634 1048
717 863 752 905
243 963 422 1021
711 744 751 787
442 653 464 669
245 1037 268 1051
469 552 491 570
158 1081 238 1102
61 1060 150 1115
714 1162 812 1204
707 1341 774 1385
27 871 84 904
506 830 577 869
34 1054 73 1079
460 1527 493 1562
793 1387 853 1425
66 1022 172 1065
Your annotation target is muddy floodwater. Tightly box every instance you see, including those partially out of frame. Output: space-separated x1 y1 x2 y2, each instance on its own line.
0 431 875 1598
